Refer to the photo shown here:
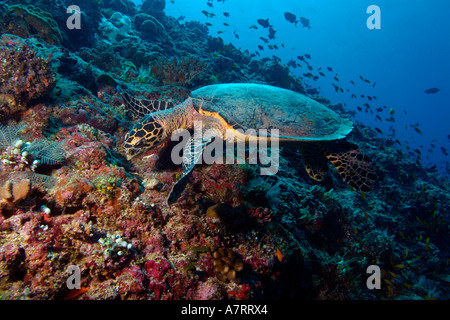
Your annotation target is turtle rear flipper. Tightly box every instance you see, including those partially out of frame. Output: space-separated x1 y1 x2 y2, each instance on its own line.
300 145 329 181
324 141 377 192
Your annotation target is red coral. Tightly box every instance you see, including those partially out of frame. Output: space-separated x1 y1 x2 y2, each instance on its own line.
248 207 272 224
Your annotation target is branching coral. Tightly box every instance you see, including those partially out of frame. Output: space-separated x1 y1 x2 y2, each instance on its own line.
151 56 207 86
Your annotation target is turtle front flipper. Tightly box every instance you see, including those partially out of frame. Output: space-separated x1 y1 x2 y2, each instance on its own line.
324 141 377 192
167 134 213 205
167 117 225 205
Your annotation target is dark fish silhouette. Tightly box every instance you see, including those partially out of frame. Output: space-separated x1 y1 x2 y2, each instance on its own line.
223 12 230 17
287 60 297 68
424 88 440 94
300 17 311 29
257 45 264 51
257 18 271 28
297 55 305 61
441 147 449 156
304 54 311 59
327 67 333 72
259 37 269 43
201 10 215 18
268 26 276 39
284 12 298 26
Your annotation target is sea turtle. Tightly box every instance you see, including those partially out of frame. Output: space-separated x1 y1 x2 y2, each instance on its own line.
120 83 376 205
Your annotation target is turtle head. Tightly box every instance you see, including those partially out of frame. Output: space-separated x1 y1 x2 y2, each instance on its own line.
123 115 166 160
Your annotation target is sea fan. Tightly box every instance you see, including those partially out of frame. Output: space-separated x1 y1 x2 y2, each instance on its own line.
24 138 65 165
0 123 27 150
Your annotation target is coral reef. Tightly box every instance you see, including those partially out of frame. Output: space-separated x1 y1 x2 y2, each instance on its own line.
2 4 62 45
151 56 208 86
0 35 54 118
0 0 448 302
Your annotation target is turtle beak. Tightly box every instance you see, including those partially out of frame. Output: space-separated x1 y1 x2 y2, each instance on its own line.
125 149 139 161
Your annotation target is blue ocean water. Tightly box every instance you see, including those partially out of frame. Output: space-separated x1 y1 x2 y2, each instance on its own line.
133 0 450 174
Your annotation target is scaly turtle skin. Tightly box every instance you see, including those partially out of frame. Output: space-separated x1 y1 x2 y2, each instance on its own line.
121 83 377 205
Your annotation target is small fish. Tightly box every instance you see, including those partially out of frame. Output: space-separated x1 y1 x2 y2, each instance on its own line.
327 67 333 72
376 115 382 121
375 127 383 134
424 87 440 94
300 17 311 29
276 247 283 262
350 80 355 85
257 18 271 28
389 108 395 116
319 71 325 77
223 22 230 27
287 60 297 68
334 76 339 82
304 54 311 59
205 22 213 27
223 12 230 18
64 287 89 300
217 30 224 34
284 12 298 26
201 10 215 18
303 72 314 79
249 25 258 29
268 26 277 39
441 147 449 156
259 36 269 43
307 65 313 71
413 127 423 135
364 79 371 84
297 55 305 61
257 45 264 51
372 81 376 87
